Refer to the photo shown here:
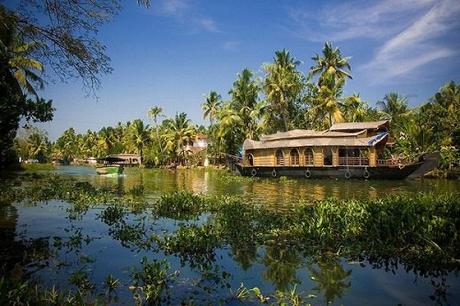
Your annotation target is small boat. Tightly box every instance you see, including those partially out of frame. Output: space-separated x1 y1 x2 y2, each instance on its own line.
96 157 124 175
231 120 439 180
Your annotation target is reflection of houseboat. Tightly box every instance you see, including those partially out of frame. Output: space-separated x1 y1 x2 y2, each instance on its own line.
235 121 439 179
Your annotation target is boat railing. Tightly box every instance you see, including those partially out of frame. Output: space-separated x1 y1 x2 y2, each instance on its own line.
377 158 410 166
339 157 369 166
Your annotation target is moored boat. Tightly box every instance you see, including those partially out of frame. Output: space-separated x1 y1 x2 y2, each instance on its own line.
96 157 124 175
233 121 439 180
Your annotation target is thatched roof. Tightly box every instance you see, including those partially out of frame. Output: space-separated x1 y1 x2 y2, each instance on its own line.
329 120 389 131
244 134 387 150
260 129 365 141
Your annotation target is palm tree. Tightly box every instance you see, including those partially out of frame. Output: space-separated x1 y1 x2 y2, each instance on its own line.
97 127 115 157
27 131 49 161
310 73 345 127
263 49 303 132
343 93 367 122
128 119 150 165
0 15 44 97
229 68 261 139
310 41 352 83
202 91 222 126
434 81 460 113
148 105 164 153
377 92 410 133
164 113 196 162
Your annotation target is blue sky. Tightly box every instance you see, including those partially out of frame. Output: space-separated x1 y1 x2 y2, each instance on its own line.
28 0 460 139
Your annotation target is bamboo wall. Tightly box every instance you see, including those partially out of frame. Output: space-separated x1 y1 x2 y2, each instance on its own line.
248 146 377 167
251 149 275 166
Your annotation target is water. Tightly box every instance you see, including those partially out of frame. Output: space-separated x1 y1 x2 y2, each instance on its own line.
1 166 459 305
55 166 460 204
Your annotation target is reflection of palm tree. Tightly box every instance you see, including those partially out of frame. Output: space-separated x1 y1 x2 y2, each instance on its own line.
262 244 302 291
307 257 351 304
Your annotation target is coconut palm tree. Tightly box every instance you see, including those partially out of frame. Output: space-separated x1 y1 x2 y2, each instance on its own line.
164 113 196 162
263 49 303 132
27 131 49 161
202 91 222 126
343 93 367 122
148 105 164 153
128 119 150 165
97 127 115 157
0 15 44 97
229 68 261 139
310 41 352 83
377 92 410 134
309 73 345 128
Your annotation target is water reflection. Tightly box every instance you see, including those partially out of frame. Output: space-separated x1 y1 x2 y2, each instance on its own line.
57 166 460 205
307 257 352 304
1 168 459 305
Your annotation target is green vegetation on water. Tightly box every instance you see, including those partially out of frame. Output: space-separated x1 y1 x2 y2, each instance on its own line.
0 172 459 304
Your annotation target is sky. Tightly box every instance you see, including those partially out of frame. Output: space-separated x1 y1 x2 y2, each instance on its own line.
21 0 460 140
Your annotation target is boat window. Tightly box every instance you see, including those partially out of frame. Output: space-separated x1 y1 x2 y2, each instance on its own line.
290 149 300 166
323 148 333 166
275 149 284 166
304 148 314 165
247 153 254 166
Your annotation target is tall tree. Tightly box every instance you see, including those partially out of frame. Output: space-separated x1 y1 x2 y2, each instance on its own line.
0 8 53 166
309 73 345 128
202 91 222 126
263 49 304 132
343 93 367 122
148 105 164 153
164 113 196 162
377 92 410 134
229 68 261 139
128 119 150 165
310 41 352 83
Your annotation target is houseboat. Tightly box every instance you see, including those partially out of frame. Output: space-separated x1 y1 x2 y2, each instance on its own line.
235 120 439 179
96 156 124 175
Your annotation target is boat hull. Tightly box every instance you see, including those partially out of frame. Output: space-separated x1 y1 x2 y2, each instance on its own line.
235 164 423 180
96 165 124 175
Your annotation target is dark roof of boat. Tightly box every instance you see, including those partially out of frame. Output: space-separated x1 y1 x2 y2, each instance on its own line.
98 156 125 162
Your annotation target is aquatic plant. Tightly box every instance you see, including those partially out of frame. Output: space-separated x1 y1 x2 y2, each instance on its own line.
130 257 177 305
153 191 203 220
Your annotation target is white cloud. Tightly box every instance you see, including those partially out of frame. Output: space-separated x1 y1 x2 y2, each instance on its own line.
156 0 220 33
222 41 240 51
159 0 189 16
361 0 460 81
198 18 220 33
289 0 460 82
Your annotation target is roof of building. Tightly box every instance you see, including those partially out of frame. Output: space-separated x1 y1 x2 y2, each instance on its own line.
329 120 389 131
244 132 388 150
260 129 365 141
195 133 208 140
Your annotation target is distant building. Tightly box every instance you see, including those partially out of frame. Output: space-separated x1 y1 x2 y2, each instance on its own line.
113 153 142 166
180 134 209 166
